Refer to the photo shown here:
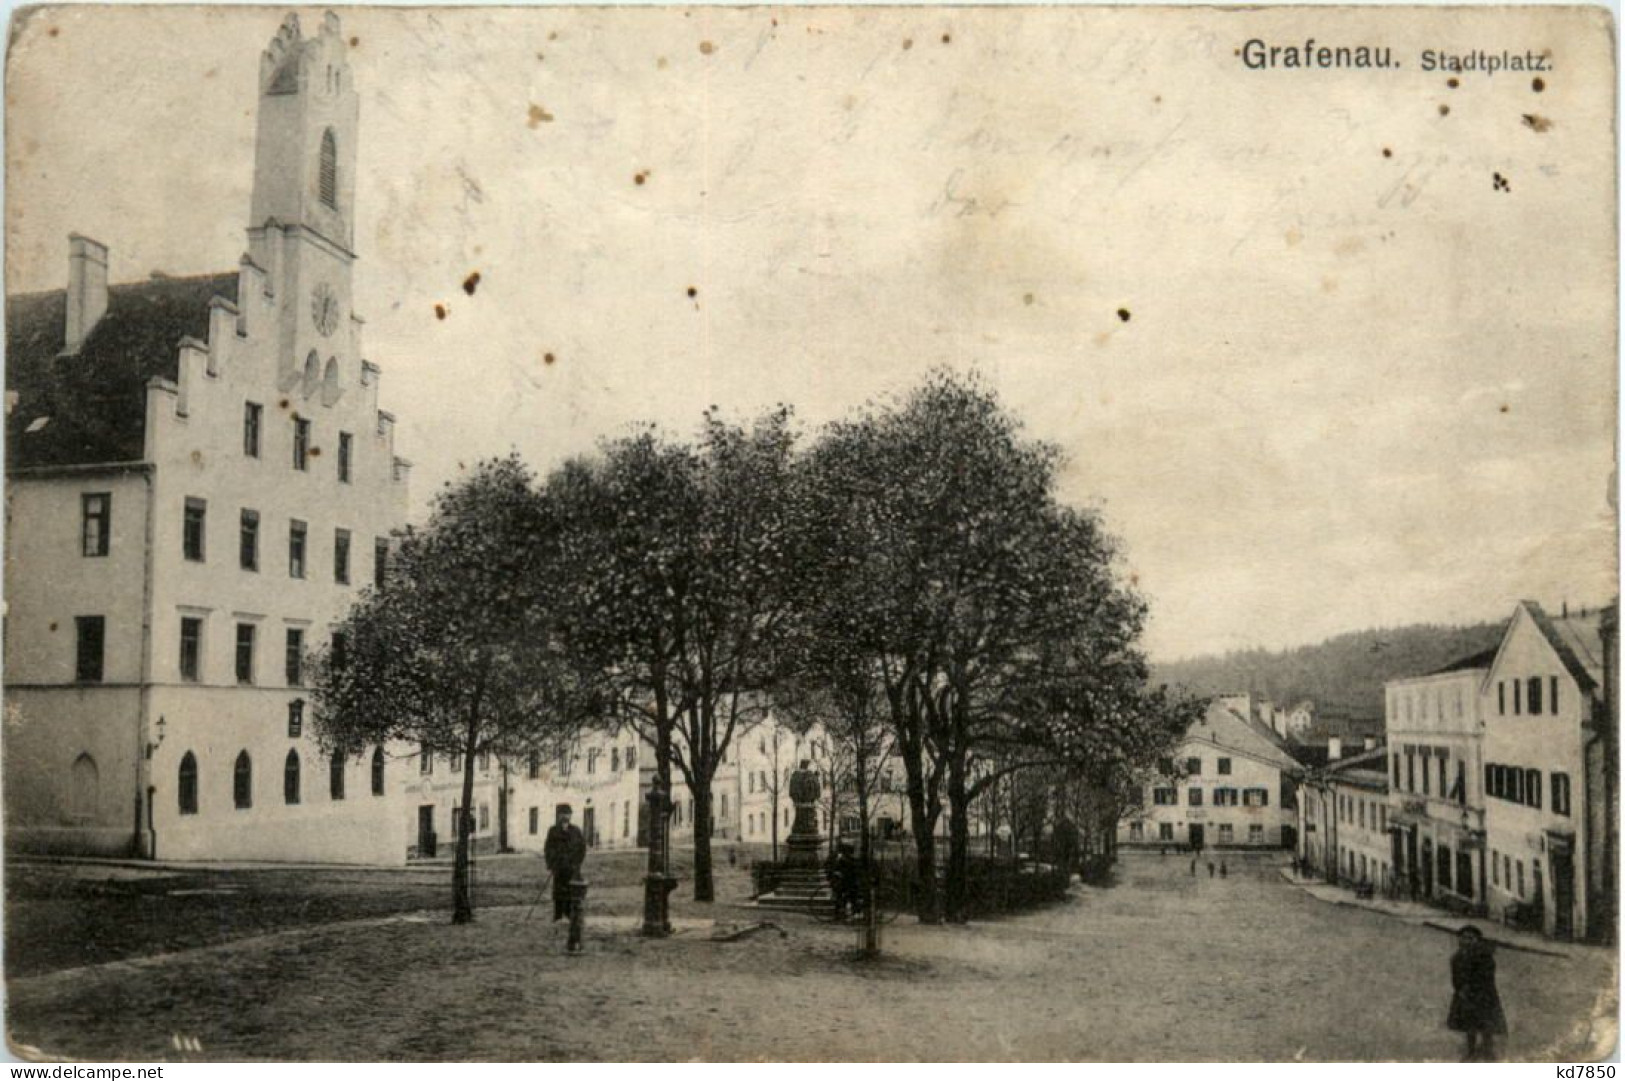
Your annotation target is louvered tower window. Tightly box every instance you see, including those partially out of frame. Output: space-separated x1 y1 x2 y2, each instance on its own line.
319 130 338 209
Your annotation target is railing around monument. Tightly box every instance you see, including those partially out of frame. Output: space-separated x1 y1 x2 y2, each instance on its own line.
752 851 1069 917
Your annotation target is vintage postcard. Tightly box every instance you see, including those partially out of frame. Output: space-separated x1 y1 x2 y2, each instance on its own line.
2 2 1617 1064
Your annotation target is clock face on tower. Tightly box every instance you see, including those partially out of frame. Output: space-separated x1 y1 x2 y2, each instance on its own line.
311 283 341 337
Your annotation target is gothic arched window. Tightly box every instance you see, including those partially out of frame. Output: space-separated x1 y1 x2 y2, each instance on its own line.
371 746 386 796
284 749 301 805
319 129 338 209
69 753 99 820
178 752 199 815
234 751 253 809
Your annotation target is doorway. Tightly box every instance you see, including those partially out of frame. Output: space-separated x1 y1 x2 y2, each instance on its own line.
583 806 597 847
1551 844 1575 940
1188 824 1205 852
417 805 437 858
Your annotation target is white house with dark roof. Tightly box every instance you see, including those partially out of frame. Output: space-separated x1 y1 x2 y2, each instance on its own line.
5 12 415 863
1479 600 1616 942
1120 698 1303 851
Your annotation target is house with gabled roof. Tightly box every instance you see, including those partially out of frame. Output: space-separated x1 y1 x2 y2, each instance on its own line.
1479 600 1616 942
1119 698 1304 851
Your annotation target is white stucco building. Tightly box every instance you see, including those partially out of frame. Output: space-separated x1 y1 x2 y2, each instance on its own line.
1120 699 1303 851
1384 650 1494 910
1480 601 1614 942
5 12 413 863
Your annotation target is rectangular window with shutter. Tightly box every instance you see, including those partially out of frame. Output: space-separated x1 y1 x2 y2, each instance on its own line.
183 498 207 562
75 616 105 682
244 402 262 457
289 520 307 578
179 617 202 682
235 623 255 684
81 493 111 557
293 417 310 471
1552 772 1571 816
285 627 304 686
240 509 260 571
334 529 351 584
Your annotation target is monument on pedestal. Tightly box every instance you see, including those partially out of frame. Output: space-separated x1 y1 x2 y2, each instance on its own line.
784 759 825 867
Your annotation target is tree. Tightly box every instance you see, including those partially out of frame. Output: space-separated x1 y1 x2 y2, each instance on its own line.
310 456 597 923
802 371 1186 921
545 409 803 902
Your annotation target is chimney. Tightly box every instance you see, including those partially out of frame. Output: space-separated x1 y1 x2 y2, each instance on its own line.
65 234 109 353
1328 736 1342 761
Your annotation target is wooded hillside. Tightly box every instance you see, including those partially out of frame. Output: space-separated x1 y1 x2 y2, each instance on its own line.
1151 621 1507 719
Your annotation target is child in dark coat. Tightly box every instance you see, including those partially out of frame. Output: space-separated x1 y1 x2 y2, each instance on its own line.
1447 926 1507 1061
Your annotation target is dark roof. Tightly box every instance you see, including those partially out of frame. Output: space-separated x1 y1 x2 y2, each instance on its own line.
1290 745 1331 769
7 273 237 469
1424 647 1499 677
1522 602 1606 697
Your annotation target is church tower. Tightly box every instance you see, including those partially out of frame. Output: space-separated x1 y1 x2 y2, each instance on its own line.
247 11 360 396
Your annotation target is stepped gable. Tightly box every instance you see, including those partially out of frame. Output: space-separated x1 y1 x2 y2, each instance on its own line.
7 273 238 469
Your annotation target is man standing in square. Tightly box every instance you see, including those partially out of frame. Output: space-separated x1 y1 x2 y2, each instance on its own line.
544 804 587 922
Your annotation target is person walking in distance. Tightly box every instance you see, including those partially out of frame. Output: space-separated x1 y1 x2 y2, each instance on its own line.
1447 926 1507 1061
544 804 587 922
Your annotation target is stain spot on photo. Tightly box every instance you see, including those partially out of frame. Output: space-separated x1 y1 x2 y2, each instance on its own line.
1438 104 1450 117
1532 77 1546 92
1116 308 1131 323
434 303 448 321
1492 172 1511 193
527 104 555 128
1023 293 1035 306
1446 77 1459 89
941 32 952 44
543 352 557 366
1522 114 1552 133
1382 147 1393 158
463 272 481 296
902 38 913 50
699 40 716 55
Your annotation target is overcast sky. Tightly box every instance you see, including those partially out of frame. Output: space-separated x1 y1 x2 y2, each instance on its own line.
6 5 1616 661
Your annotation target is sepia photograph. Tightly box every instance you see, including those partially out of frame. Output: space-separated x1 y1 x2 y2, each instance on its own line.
0 2 1618 1063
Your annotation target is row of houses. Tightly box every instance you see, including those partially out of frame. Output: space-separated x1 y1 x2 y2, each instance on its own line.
1297 600 1616 943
